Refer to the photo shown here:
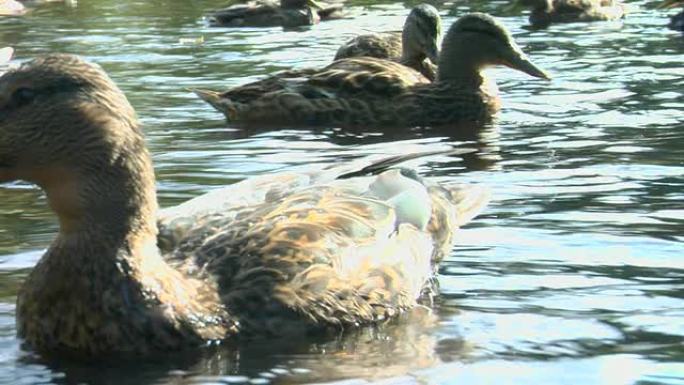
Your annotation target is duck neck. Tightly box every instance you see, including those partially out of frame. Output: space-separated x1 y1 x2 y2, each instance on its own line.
43 137 159 266
436 56 485 88
18 129 230 353
400 30 422 65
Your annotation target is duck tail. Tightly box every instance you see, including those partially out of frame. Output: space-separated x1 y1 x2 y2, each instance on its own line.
192 89 238 119
445 183 490 228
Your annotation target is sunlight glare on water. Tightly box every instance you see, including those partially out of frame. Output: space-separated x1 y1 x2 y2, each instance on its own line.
0 0 682 384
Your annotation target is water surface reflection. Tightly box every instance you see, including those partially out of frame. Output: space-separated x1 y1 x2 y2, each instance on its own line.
0 0 682 384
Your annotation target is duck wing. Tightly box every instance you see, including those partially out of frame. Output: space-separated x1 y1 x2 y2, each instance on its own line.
158 149 473 251
308 57 429 94
193 57 429 125
334 32 403 61
163 151 488 333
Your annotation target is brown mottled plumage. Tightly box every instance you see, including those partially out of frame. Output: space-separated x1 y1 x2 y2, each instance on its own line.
507 0 627 27
207 0 343 28
195 13 550 128
1 54 489 356
334 4 442 81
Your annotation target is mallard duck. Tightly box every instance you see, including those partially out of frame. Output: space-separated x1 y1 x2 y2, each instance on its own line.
207 0 342 28
506 0 627 27
334 4 441 81
1 54 489 355
194 13 549 128
0 0 25 15
660 0 684 31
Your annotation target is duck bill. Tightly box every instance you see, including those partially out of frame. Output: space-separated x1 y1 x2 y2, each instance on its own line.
500 44 550 80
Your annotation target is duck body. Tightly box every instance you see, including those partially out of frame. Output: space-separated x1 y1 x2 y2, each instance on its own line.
208 0 316 28
196 13 550 128
334 4 442 81
511 0 627 27
335 32 403 60
195 57 497 127
1 54 489 356
208 0 342 28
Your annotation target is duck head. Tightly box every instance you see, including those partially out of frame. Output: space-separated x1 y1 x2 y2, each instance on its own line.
437 13 550 82
0 54 154 233
0 54 140 182
402 4 442 64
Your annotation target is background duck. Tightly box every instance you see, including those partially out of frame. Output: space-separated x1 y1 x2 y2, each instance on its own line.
195 13 550 128
506 0 627 28
334 4 442 81
660 0 684 31
1 54 489 356
207 0 342 28
0 0 25 15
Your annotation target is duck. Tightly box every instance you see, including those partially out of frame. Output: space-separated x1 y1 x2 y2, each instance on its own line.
506 0 627 28
334 4 442 81
1 54 490 356
0 0 25 15
660 0 684 31
194 13 550 128
207 0 343 28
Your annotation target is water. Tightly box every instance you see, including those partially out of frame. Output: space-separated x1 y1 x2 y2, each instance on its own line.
0 0 683 384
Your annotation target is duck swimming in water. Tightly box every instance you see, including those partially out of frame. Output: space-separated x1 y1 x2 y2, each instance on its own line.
207 0 342 28
1 54 489 356
506 0 627 28
334 4 442 81
195 13 550 128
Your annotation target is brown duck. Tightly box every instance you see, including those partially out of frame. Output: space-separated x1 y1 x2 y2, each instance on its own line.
507 0 627 28
194 13 550 128
334 4 442 81
207 0 343 28
1 54 489 356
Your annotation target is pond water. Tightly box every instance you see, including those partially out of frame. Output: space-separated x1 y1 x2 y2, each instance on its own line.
0 0 683 384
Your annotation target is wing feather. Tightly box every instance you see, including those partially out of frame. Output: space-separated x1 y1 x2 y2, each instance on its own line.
160 152 488 334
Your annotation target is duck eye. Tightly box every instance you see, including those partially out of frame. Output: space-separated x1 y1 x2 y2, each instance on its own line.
12 87 36 106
